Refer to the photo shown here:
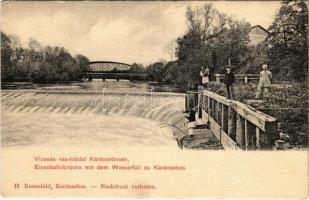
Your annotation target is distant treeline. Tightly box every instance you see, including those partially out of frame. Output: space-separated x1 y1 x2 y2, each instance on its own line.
145 1 308 88
1 1 307 86
1 32 90 83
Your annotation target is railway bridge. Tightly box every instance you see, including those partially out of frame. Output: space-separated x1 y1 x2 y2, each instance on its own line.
82 61 148 81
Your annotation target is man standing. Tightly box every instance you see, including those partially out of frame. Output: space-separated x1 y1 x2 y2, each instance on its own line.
256 64 272 99
225 66 235 99
200 66 209 89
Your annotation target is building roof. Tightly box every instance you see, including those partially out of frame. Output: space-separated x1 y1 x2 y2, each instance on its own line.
251 25 270 34
249 25 270 45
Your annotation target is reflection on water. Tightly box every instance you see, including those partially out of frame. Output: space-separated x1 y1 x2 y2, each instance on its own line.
1 79 182 93
1 80 187 148
40 80 151 93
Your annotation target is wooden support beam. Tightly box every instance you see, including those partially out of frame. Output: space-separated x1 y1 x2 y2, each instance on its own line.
207 96 210 114
263 122 277 149
207 113 238 149
222 105 228 133
236 114 245 148
217 103 222 126
213 100 216 121
256 127 261 149
203 95 208 111
221 104 224 128
214 100 218 122
197 90 201 118
245 120 248 149
211 98 215 118
228 107 236 141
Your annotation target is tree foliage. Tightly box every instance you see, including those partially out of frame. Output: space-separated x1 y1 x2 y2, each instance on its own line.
266 0 308 81
1 32 90 83
147 1 308 88
148 3 251 88
130 63 145 73
146 62 165 82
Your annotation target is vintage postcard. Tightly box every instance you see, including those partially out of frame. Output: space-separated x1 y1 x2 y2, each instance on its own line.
1 1 308 198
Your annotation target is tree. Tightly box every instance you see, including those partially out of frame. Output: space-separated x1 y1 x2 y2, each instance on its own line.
266 0 308 81
173 3 251 87
1 31 90 83
130 63 145 73
75 54 90 77
146 62 165 82
1 32 13 81
207 19 251 72
163 40 176 61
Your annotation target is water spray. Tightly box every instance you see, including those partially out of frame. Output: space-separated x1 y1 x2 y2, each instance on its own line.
150 86 154 110
102 87 106 110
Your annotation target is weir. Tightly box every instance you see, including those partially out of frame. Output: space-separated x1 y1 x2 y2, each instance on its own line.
1 88 186 148
186 87 278 150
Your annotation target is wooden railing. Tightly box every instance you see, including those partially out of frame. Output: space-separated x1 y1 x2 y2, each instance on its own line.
214 74 259 83
197 88 277 150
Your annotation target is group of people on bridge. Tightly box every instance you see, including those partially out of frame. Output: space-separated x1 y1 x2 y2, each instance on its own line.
200 64 273 100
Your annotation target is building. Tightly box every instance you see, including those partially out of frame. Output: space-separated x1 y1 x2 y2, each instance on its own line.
249 25 269 45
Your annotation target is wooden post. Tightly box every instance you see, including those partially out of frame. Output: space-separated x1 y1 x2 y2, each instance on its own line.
207 96 210 114
256 127 261 149
217 102 220 123
185 94 188 111
245 76 248 83
217 103 222 125
222 105 228 133
245 120 248 149
212 100 215 120
214 101 218 122
199 89 203 118
262 122 277 149
215 74 220 83
212 101 216 121
228 107 236 141
211 99 215 118
203 95 207 111
197 90 201 118
236 114 245 148
221 104 224 128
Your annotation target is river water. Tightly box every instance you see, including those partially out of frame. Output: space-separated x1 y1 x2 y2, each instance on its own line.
1 80 188 149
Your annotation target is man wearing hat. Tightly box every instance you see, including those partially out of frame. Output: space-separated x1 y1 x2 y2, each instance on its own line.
200 66 209 89
256 64 272 99
224 66 235 99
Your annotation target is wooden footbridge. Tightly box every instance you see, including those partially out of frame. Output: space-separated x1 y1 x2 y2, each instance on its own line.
186 87 278 150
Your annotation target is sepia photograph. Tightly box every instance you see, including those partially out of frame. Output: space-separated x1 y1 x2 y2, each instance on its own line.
1 0 308 198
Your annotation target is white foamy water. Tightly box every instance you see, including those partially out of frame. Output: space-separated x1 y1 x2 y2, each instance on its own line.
2 112 175 148
1 81 187 148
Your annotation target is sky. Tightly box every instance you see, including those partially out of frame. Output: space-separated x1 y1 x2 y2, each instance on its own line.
1 1 281 65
